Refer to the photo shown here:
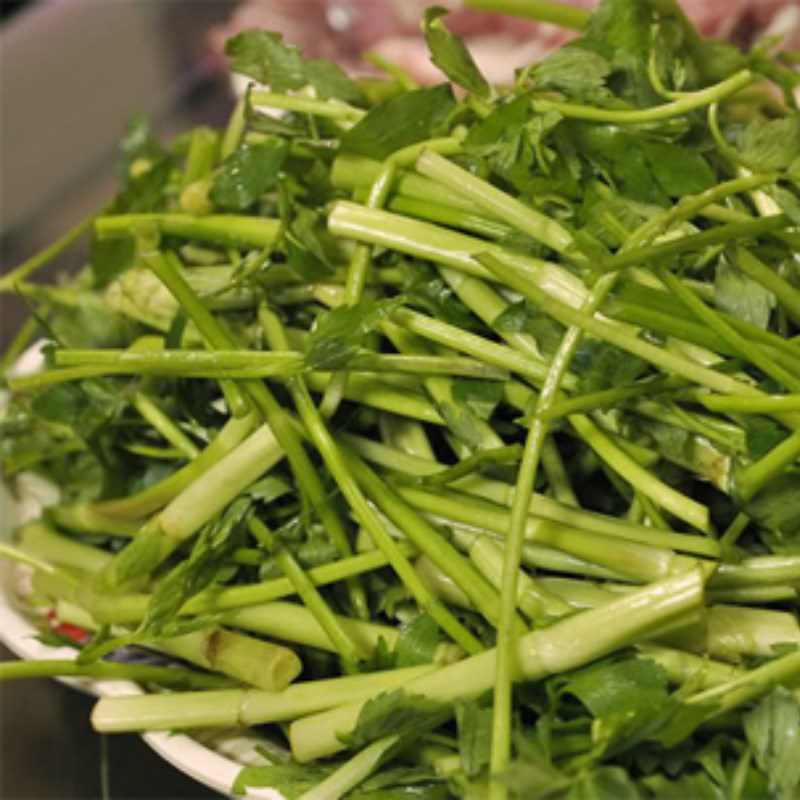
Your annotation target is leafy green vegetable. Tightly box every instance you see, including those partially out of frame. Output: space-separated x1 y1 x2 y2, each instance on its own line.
558 656 669 720
395 614 440 667
232 763 331 798
737 114 800 172
211 139 288 210
743 687 800 800
714 256 775 329
225 30 364 103
456 697 493 778
424 7 489 97
745 416 788 461
532 47 613 102
305 298 402 371
341 85 455 160
345 690 450 750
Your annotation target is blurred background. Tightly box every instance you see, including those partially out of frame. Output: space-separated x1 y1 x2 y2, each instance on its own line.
0 1 798 796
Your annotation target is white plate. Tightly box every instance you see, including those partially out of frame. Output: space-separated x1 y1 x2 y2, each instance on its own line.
0 345 283 799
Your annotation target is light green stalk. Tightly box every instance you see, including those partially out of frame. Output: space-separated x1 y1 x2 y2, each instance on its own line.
260 307 483 654
533 69 754 124
289 568 707 762
248 517 365 666
91 665 433 732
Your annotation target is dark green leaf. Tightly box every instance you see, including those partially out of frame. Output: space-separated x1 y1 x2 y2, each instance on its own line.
395 614 440 667
140 497 251 636
285 207 335 280
89 235 135 286
715 257 775 329
402 262 479 331
225 30 306 91
560 656 669 719
344 689 450 750
304 59 366 104
211 139 288 211
225 29 365 104
738 114 800 171
745 416 788 461
743 687 800 800
572 339 648 393
451 378 503 421
567 767 642 800
456 697 493 778
232 763 330 798
532 47 613 101
743 473 800 543
641 142 716 198
423 7 489 96
465 94 531 150
341 85 456 160
305 298 402 371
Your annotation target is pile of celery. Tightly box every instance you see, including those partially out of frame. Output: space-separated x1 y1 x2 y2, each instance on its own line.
2 0 800 797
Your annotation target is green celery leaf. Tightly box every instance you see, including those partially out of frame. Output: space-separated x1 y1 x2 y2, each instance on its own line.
465 93 531 150
743 473 800 546
423 7 489 96
285 207 336 280
341 85 456 160
745 416 789 460
559 656 669 719
639 772 727 800
569 123 667 206
641 142 716 198
492 300 564 357
572 339 648 393
225 30 306 91
532 47 613 102
451 378 504 421
352 766 448 799
304 59 366 104
305 297 403 371
232 763 330 798
567 767 642 799
344 689 450 750
579 0 656 104
89 235 135 286
737 114 800 172
743 687 800 800
714 257 775 330
113 156 175 214
395 614 440 667
140 497 251 636
456 697 493 778
211 139 288 211
402 262 479 331
225 30 364 103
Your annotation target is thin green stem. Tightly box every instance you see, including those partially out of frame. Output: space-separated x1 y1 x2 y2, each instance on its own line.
0 659 229 688
416 150 575 255
250 91 365 120
132 393 199 459
600 215 789 273
462 0 589 28
656 266 800 392
736 428 800 501
248 517 365 666
533 69 754 124
698 394 800 414
260 306 482 653
0 213 97 292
